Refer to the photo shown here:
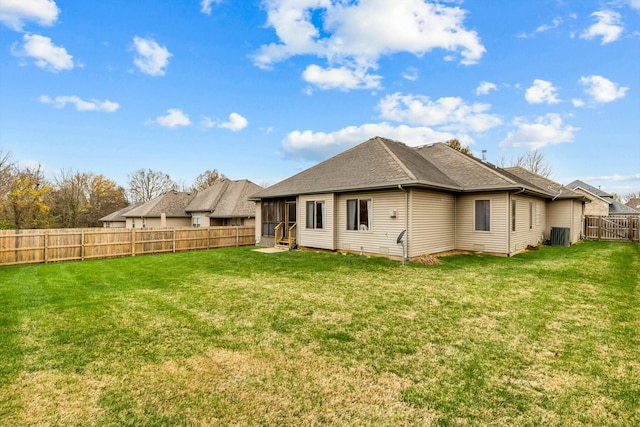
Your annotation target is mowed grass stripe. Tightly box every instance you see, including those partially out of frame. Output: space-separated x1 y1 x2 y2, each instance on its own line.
0 241 638 426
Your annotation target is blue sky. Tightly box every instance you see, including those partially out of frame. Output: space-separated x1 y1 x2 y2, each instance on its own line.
1 0 639 196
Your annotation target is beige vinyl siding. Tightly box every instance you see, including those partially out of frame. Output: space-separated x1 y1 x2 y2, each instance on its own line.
298 194 335 250
456 192 509 254
254 201 262 243
509 195 547 254
125 217 190 229
546 199 570 241
572 200 583 243
547 199 583 244
409 189 455 257
336 190 406 257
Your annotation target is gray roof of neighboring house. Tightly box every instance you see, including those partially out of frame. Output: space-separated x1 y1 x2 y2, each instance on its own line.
185 179 263 218
250 136 584 201
125 191 196 218
566 179 640 215
120 179 263 220
99 202 144 222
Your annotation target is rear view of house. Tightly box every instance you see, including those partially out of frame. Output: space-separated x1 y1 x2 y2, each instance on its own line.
250 137 587 258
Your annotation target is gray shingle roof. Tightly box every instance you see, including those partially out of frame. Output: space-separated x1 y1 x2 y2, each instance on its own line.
121 180 263 220
125 191 196 218
186 179 263 218
99 202 144 222
566 179 639 214
503 167 585 200
251 137 584 200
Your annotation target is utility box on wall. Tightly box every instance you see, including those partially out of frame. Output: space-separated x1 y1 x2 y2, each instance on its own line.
550 227 571 246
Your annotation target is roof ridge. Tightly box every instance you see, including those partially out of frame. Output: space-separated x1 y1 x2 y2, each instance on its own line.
377 137 417 181
442 145 519 186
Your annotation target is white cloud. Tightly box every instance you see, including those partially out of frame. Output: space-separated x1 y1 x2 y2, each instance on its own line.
201 117 216 129
629 0 640 11
39 95 119 112
200 0 221 15
572 98 586 107
579 75 628 103
218 112 248 131
150 109 191 128
302 64 381 90
579 173 640 182
525 79 561 104
253 0 485 90
580 10 623 44
132 36 172 76
475 81 497 96
402 67 418 81
0 0 59 31
378 92 502 133
499 114 578 149
12 33 73 72
282 122 460 161
536 17 562 33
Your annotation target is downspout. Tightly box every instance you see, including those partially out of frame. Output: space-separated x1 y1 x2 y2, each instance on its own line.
398 185 409 263
508 188 526 257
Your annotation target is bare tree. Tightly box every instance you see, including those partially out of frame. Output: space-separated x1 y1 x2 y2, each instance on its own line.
501 150 553 178
52 169 93 228
127 168 177 203
191 168 226 191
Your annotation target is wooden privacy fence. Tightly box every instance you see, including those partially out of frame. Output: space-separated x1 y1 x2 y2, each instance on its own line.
584 215 639 242
0 226 255 266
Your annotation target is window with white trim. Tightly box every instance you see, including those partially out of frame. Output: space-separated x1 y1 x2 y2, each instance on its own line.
305 201 325 229
192 212 201 227
475 199 490 231
511 199 516 232
529 202 533 229
347 198 371 231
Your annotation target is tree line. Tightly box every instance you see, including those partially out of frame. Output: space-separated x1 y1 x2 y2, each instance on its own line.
0 148 224 230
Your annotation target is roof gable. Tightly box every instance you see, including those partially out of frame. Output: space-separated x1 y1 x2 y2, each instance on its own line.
566 180 612 198
125 191 196 218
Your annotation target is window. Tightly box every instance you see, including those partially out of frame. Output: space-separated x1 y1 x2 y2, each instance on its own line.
347 198 371 231
306 201 325 229
192 212 201 227
529 202 533 229
261 199 284 236
511 199 516 232
475 200 490 231
535 202 541 226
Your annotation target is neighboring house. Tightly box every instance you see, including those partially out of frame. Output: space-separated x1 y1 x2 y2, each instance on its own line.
250 137 587 258
626 198 640 212
566 180 640 216
99 202 144 228
184 179 263 227
101 179 262 229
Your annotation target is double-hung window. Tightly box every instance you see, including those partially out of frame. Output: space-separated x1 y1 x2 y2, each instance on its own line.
347 198 371 231
305 201 325 229
192 212 201 227
475 199 490 232
511 200 516 232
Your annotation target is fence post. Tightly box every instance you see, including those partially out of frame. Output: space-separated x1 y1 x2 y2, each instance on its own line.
81 229 85 261
131 228 135 257
44 230 49 263
173 229 176 253
236 226 239 247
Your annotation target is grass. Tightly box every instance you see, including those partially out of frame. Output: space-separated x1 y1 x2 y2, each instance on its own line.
0 240 638 426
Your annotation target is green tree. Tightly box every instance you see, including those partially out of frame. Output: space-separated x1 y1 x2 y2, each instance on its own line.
6 165 52 229
445 139 472 155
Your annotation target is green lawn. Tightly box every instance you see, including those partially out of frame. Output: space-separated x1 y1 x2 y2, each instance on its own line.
1 241 638 426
